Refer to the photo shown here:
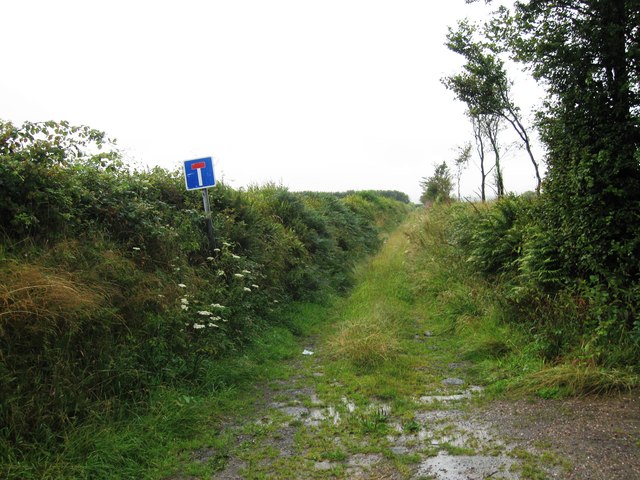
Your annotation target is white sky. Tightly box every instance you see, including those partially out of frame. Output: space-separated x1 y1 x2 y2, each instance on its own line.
1 0 545 202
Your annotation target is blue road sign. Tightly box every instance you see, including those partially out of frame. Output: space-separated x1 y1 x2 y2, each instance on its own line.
184 157 215 190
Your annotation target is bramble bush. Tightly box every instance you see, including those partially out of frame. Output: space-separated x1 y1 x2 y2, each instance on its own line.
445 194 640 367
0 120 410 453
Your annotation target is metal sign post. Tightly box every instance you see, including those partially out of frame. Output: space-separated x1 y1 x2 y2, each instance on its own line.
183 157 216 249
201 187 215 248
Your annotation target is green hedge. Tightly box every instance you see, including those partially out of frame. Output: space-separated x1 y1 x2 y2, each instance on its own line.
444 195 640 367
0 120 410 451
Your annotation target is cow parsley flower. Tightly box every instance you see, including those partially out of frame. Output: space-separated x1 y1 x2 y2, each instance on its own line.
181 298 189 305
231 254 241 259
181 305 189 311
234 273 244 278
243 287 252 292
251 284 259 289
242 269 251 274
210 303 226 309
208 323 219 328
178 283 187 288
193 323 205 329
198 310 213 316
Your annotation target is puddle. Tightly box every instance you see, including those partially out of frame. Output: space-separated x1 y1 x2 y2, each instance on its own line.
415 409 464 422
419 386 483 404
347 453 383 468
442 377 465 386
279 405 308 419
327 406 341 424
389 429 431 446
314 460 336 471
303 408 326 427
341 396 356 413
390 446 410 455
416 452 516 479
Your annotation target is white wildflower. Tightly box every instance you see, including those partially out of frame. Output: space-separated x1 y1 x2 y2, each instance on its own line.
178 283 187 288
210 303 226 309
206 256 214 261
217 270 225 276
243 287 252 292
223 242 231 247
213 248 221 252
181 305 189 311
193 323 205 329
132 247 141 251
242 269 251 274
175 267 181 271
157 294 165 298
208 323 219 328
198 311 213 316
234 273 245 278
231 254 241 259
273 300 279 303
181 298 189 305
211 316 222 321
251 284 259 289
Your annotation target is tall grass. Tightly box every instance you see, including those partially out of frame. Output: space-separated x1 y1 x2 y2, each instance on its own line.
327 220 413 368
407 203 640 397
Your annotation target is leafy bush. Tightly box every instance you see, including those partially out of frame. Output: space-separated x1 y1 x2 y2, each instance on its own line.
445 194 640 368
0 120 410 452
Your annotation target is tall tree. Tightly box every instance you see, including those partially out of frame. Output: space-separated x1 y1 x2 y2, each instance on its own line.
443 20 542 193
453 142 472 200
470 114 489 202
499 0 640 280
420 162 453 204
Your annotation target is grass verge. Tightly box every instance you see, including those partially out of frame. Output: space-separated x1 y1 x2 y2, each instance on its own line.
1 301 330 480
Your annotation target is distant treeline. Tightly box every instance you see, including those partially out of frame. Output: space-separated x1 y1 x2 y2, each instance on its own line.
299 190 412 204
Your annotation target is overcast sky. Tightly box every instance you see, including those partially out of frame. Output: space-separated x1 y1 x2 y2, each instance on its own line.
2 0 544 202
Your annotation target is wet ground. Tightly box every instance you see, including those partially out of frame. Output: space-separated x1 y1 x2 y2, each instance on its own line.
162 328 640 480
198 343 564 479
161 339 640 480
475 394 640 479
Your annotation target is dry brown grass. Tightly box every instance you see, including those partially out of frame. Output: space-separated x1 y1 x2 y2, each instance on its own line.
510 362 640 397
0 263 104 336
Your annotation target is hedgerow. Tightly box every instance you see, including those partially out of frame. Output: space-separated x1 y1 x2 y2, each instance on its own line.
0 119 410 452
445 195 640 368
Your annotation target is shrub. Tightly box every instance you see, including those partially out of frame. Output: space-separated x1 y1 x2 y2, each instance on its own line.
0 120 411 451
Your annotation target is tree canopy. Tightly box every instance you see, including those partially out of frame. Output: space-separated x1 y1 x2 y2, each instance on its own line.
420 162 453 204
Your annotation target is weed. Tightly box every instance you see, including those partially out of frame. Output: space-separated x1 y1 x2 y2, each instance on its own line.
321 449 347 462
440 442 476 456
404 419 421 433
356 409 390 434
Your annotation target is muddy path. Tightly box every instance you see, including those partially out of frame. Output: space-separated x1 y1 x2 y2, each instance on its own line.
211 346 519 479
195 338 640 479
166 222 640 479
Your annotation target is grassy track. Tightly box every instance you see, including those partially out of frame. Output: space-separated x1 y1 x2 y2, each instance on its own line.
12 210 580 478
147 211 564 479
